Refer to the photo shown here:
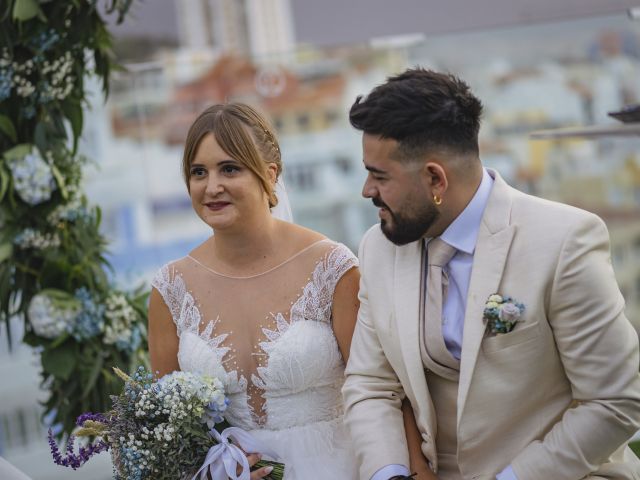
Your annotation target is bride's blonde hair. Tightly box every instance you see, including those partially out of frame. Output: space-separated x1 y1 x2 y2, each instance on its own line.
182 103 282 207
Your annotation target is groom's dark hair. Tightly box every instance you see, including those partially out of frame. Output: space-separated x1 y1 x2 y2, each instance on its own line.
349 68 483 162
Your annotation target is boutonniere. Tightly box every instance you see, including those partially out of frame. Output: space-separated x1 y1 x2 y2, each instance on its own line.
483 294 525 335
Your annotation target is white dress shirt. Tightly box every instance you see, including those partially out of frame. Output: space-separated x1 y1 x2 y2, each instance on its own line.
371 169 517 480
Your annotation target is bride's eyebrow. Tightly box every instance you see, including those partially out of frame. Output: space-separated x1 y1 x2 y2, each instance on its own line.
217 159 240 166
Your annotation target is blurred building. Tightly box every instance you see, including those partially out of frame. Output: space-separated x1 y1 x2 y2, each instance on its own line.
602 209 640 327
175 0 295 59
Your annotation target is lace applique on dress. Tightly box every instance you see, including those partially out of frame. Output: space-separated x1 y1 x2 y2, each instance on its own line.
250 244 357 426
152 242 358 430
151 243 360 476
152 264 232 369
290 244 358 323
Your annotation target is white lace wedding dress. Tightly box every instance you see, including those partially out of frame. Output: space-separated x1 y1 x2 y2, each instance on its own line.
152 239 359 479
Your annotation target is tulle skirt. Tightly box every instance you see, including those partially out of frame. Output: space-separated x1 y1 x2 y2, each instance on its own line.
248 417 358 480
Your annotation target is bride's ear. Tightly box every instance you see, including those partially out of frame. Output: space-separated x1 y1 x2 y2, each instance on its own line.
266 163 278 186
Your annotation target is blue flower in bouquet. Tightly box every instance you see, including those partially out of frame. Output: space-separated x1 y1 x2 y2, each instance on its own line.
204 396 230 427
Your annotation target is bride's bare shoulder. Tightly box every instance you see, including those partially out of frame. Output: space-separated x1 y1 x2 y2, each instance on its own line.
277 221 328 249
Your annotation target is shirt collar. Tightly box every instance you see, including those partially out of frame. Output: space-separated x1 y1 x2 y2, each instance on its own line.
438 168 493 255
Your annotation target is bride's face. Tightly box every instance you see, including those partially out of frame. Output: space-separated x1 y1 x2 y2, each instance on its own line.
189 133 270 231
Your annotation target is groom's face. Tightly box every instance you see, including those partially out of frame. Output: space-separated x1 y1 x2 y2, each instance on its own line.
361 134 439 245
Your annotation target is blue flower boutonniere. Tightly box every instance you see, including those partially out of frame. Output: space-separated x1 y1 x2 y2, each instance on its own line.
483 294 525 335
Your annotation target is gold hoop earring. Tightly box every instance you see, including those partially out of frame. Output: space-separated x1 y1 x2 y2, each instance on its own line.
433 195 442 205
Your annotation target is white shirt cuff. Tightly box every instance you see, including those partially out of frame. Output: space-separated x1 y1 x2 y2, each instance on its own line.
371 464 411 480
496 465 518 480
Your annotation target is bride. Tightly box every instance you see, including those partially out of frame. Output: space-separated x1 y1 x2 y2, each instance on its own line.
148 102 434 479
148 103 360 479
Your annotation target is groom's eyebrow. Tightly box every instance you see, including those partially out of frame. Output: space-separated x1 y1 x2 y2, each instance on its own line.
365 165 386 174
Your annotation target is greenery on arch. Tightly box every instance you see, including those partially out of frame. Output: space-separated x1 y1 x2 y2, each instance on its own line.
0 0 148 436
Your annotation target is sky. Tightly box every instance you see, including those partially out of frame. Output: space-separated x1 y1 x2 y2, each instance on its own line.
104 0 639 47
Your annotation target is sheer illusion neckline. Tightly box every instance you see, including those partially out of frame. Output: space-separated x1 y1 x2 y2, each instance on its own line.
186 238 331 279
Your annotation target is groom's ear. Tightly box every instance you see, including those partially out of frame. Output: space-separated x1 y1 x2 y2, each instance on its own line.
423 161 448 197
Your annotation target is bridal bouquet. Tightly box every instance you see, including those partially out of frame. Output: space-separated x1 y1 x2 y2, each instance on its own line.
48 367 284 479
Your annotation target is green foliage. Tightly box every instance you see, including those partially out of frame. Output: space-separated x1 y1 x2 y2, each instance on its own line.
631 441 640 458
0 0 148 437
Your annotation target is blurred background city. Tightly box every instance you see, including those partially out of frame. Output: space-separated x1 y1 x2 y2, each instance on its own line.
2 0 640 477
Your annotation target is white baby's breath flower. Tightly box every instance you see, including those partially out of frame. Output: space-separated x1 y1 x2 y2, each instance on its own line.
488 294 503 303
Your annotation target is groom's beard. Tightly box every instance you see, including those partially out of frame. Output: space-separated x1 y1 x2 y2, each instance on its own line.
373 197 440 246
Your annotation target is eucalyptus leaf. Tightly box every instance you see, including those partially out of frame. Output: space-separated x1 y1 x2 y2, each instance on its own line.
50 164 68 199
23 331 49 348
50 331 70 349
34 122 48 154
81 353 104 398
61 102 83 154
42 345 76 380
12 0 42 22
0 243 12 263
0 167 9 202
0 2 12 21
0 115 17 143
2 144 31 161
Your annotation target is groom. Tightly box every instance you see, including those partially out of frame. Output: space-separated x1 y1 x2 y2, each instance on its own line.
343 68 640 480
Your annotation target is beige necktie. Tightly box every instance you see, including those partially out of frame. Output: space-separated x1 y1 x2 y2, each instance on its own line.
424 237 459 370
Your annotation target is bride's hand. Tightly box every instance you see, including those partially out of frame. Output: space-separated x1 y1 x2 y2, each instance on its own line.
241 453 274 479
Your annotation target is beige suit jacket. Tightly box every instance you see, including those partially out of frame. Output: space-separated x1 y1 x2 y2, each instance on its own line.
343 170 640 480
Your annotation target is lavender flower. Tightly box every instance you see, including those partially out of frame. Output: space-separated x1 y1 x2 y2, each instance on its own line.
48 429 109 470
76 412 108 427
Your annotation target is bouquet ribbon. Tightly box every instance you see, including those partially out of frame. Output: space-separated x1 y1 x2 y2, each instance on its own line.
192 426 281 480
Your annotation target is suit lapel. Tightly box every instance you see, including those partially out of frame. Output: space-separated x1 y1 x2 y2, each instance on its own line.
394 240 432 408
457 171 516 426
